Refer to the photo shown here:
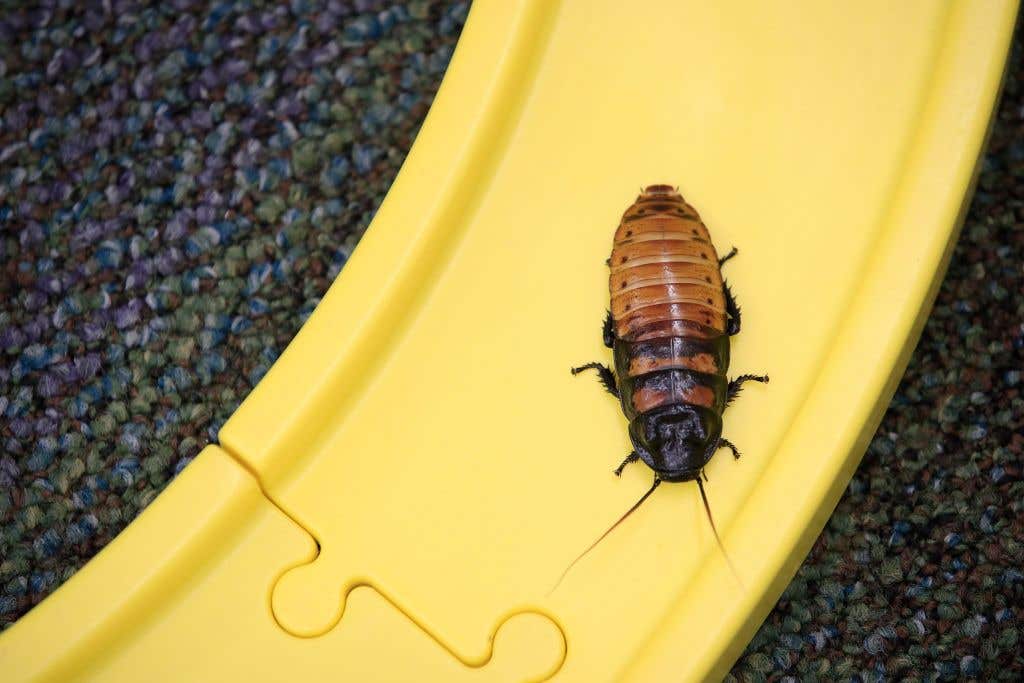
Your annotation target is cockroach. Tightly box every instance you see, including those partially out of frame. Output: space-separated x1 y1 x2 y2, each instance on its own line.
558 184 768 586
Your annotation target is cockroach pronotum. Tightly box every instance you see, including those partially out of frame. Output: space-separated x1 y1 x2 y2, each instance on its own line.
557 184 768 587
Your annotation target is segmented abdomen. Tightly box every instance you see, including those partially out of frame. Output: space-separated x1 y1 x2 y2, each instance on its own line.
609 185 730 418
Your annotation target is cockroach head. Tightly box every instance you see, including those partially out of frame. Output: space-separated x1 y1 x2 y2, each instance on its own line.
632 405 722 482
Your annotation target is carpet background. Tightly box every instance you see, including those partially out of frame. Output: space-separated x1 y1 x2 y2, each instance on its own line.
1 2 1021 680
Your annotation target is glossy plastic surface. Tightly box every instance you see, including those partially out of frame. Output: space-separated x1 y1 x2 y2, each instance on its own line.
0 1 1015 681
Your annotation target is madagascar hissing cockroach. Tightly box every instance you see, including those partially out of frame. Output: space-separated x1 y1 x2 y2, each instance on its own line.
558 184 768 585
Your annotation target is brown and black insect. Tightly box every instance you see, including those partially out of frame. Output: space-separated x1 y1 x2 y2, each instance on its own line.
561 184 768 581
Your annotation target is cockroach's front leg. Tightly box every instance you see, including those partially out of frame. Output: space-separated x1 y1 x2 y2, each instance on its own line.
613 451 640 476
717 437 742 460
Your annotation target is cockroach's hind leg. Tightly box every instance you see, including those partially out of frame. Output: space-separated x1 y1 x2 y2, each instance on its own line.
726 373 769 405
718 437 741 460
613 451 640 477
571 362 619 398
603 310 615 348
718 246 738 267
723 279 741 336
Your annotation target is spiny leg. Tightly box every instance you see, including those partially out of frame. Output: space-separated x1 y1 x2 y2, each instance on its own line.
726 373 770 405
613 451 640 476
718 437 741 460
723 279 741 336
718 246 741 335
571 362 619 398
603 309 615 348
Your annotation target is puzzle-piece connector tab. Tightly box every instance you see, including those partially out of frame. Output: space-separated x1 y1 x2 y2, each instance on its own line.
272 556 566 682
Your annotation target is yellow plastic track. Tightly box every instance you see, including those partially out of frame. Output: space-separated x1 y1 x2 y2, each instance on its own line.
1 2 1016 681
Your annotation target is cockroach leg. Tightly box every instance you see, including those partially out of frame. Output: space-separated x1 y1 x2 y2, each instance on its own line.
718 246 738 267
603 309 616 348
723 279 741 336
613 451 640 476
718 437 741 460
571 362 619 398
726 373 770 405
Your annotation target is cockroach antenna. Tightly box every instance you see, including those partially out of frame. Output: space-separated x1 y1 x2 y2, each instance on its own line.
696 476 743 586
549 478 662 594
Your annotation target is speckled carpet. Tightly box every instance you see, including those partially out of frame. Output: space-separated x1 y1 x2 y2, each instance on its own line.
1 2 1021 680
